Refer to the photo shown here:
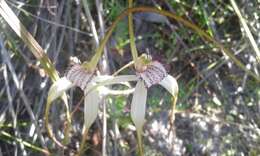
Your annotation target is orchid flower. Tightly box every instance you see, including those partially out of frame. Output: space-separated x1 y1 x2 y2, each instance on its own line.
46 63 138 151
130 57 179 154
46 57 178 155
131 60 179 129
47 65 138 128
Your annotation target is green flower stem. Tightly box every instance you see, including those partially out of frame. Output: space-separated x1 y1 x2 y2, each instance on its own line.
128 0 138 67
126 7 259 82
137 129 144 156
77 128 89 156
86 6 259 82
112 60 135 76
83 10 129 71
83 2 139 71
170 96 178 131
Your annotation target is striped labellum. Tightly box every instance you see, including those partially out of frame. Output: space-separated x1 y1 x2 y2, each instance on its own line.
65 64 94 90
136 61 167 88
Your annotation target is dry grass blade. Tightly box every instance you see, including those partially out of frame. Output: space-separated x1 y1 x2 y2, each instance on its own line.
0 0 59 81
0 131 50 155
0 37 47 149
230 0 260 63
0 0 72 148
2 64 26 154
82 0 99 46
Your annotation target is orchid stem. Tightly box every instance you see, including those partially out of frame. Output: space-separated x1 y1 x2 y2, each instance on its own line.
170 96 178 132
128 0 138 67
112 60 134 76
84 7 259 82
85 9 128 71
137 130 144 156
77 128 89 156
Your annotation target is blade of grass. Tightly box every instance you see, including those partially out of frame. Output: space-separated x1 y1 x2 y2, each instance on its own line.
3 64 25 155
230 0 260 63
0 37 47 149
6 0 91 36
0 0 71 148
95 0 111 155
0 131 50 155
0 0 58 81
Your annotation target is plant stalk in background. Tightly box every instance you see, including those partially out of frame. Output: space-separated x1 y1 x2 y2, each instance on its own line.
0 0 72 149
80 6 259 82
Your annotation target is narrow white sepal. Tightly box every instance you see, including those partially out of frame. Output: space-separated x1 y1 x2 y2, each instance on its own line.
131 80 147 131
84 75 138 95
47 77 74 102
84 83 101 130
97 86 135 96
159 75 178 97
92 75 138 84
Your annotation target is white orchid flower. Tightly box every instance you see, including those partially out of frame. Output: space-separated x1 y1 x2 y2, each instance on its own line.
131 60 178 136
46 60 178 152
46 64 138 146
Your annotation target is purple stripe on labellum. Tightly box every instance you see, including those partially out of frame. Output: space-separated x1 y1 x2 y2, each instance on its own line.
65 64 94 90
136 61 167 88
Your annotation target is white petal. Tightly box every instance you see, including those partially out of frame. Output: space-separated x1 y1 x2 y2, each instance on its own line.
84 83 101 130
159 75 178 96
131 80 147 131
47 77 74 102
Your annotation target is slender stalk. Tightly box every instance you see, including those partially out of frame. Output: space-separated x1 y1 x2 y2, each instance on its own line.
230 0 260 63
83 11 127 70
128 0 138 67
82 0 99 46
86 6 259 82
136 130 144 156
77 128 89 156
126 7 259 81
112 60 135 76
129 1 144 155
95 0 110 155
169 96 178 133
102 98 107 156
